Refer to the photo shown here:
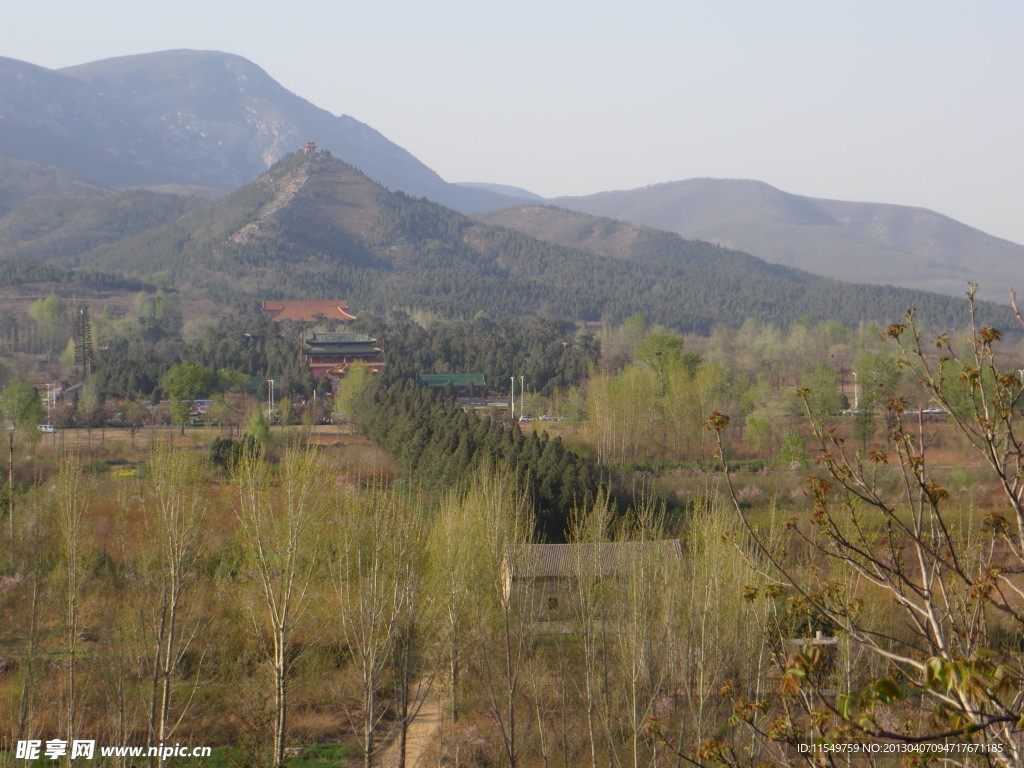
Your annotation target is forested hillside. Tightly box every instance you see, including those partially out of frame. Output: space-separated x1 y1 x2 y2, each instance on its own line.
48 151 1015 334
0 158 202 264
0 189 199 264
0 157 106 209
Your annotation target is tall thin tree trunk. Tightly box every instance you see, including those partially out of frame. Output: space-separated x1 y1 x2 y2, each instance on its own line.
502 606 518 768
159 604 176 746
147 601 167 768
52 461 89 768
450 648 460 723
275 633 287 768
16 574 41 742
362 682 374 768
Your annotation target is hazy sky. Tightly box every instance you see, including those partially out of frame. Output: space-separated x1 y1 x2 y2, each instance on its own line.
4 0 1023 245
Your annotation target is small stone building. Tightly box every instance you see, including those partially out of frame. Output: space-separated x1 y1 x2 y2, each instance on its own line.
502 540 683 630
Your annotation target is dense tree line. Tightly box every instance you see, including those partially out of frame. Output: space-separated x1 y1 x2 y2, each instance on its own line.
364 314 598 395
89 307 318 400
353 378 599 539
181 313 314 397
0 259 160 292
90 306 595 403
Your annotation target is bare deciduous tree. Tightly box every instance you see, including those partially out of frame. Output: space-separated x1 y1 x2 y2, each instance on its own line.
470 469 535 768
337 484 422 768
699 288 1024 766
55 457 91 758
568 492 617 768
234 445 326 768
136 441 209 766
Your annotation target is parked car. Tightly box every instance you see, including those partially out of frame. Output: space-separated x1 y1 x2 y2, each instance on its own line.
519 415 534 423
38 424 57 434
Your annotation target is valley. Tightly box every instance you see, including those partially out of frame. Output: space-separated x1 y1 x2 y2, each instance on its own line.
1 47 1023 767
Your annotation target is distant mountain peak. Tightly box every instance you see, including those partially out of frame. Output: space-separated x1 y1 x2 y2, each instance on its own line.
0 50 528 212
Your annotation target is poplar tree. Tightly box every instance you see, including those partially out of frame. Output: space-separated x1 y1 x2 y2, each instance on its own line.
137 442 208 766
337 485 423 768
55 458 90 757
234 445 325 768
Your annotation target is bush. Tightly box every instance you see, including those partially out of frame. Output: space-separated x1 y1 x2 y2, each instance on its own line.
210 435 261 471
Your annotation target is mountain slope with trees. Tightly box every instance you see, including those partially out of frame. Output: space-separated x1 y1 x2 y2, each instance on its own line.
4 48 1019 303
0 157 108 210
0 158 200 264
63 151 1013 334
5 48 1021 305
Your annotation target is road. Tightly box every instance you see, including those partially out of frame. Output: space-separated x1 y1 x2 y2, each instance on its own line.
375 684 443 768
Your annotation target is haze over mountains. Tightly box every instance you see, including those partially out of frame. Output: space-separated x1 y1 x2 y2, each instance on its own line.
0 48 1020 307
0 50 527 212
551 180 1024 302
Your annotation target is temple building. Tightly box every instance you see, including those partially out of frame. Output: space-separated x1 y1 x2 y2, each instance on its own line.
261 300 357 323
302 332 384 380
416 373 486 394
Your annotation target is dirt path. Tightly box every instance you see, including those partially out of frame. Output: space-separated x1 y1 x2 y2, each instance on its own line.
375 685 444 768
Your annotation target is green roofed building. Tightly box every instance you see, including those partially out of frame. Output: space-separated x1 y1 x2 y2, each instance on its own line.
303 332 383 380
416 374 486 393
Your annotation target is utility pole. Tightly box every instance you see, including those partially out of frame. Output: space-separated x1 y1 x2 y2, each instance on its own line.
73 306 94 380
46 382 58 429
8 429 13 538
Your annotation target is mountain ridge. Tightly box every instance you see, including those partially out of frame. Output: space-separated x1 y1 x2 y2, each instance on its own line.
1 49 1020 304
550 179 1024 302
0 50 529 212
71 151 1012 333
